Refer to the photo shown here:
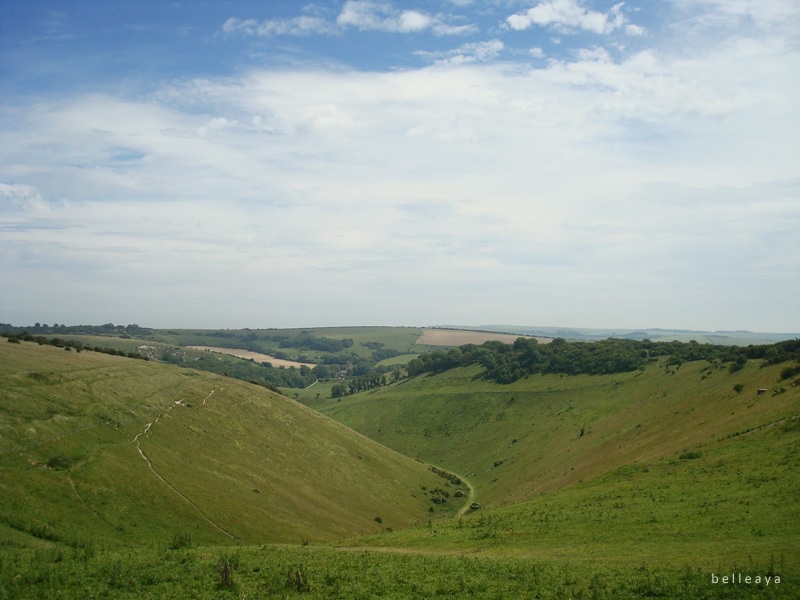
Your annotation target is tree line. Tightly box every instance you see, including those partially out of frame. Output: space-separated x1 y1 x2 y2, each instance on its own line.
3 331 150 360
0 322 151 337
406 337 800 384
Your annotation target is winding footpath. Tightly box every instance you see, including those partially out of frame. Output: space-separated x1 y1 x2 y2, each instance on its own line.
453 471 477 517
132 387 239 541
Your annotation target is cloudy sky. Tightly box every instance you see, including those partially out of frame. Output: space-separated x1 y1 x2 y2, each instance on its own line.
1 1 798 331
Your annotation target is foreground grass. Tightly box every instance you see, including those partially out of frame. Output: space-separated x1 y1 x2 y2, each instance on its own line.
1 543 795 599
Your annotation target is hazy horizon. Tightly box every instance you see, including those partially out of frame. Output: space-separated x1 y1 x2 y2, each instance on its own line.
3 320 798 338
2 1 798 332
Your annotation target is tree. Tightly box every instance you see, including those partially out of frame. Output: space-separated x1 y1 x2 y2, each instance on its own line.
730 354 748 373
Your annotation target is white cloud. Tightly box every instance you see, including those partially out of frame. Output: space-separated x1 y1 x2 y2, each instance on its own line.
673 0 800 29
222 2 476 38
398 10 433 32
336 1 475 35
0 182 48 211
574 46 612 62
507 0 640 35
222 15 337 37
415 39 505 65
2 15 799 330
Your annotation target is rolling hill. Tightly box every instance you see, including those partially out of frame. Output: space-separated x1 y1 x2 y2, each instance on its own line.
2 330 799 597
315 354 800 566
0 339 456 550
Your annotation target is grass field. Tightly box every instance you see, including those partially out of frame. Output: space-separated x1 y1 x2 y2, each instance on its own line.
315 356 799 578
2 542 794 599
416 328 549 347
1 333 798 597
0 340 456 550
319 359 799 506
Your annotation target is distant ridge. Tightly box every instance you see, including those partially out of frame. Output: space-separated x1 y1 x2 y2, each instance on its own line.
439 324 799 345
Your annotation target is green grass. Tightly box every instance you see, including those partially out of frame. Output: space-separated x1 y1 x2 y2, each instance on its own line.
143 326 425 361
376 352 420 367
285 379 338 407
319 359 799 507
313 357 799 573
347 418 799 565
0 340 455 550
2 543 795 599
2 335 798 597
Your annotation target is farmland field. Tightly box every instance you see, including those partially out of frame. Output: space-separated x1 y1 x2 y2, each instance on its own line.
417 328 551 347
186 345 315 369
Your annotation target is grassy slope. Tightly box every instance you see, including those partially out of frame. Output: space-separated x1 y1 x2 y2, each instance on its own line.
317 359 800 567
0 341 456 550
320 360 798 504
2 339 798 597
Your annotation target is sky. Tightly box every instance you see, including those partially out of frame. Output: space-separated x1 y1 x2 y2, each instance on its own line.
1 0 798 332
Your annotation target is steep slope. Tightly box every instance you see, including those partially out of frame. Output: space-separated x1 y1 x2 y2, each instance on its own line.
349 406 800 568
319 358 799 508
0 340 453 549
319 356 799 566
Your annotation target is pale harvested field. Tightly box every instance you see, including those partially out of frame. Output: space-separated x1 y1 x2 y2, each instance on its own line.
187 346 315 369
417 329 552 347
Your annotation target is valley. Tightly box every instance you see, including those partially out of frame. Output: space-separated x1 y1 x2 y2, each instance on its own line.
0 326 798 597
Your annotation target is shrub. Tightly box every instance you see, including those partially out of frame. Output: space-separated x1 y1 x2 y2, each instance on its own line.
168 531 193 550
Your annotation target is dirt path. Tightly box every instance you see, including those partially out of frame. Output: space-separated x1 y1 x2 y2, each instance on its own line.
451 471 477 516
132 387 239 541
428 463 477 516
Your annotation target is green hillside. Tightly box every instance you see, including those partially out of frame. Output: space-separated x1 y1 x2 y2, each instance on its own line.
0 340 455 550
320 358 798 505
2 333 799 597
317 356 800 566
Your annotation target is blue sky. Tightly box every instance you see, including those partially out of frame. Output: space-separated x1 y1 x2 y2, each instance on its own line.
1 0 798 331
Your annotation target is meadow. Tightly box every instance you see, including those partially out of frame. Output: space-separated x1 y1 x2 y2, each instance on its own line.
0 341 453 549
3 542 793 599
1 330 798 597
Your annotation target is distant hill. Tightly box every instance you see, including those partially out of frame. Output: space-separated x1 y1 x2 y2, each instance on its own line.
0 340 457 549
443 324 799 345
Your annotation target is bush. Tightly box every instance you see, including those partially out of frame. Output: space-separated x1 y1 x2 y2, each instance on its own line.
780 363 800 381
168 531 193 550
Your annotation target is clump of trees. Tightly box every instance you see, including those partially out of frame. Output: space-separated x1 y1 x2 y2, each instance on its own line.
279 333 353 353
160 349 317 389
407 337 646 383
405 337 800 385
331 372 386 397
